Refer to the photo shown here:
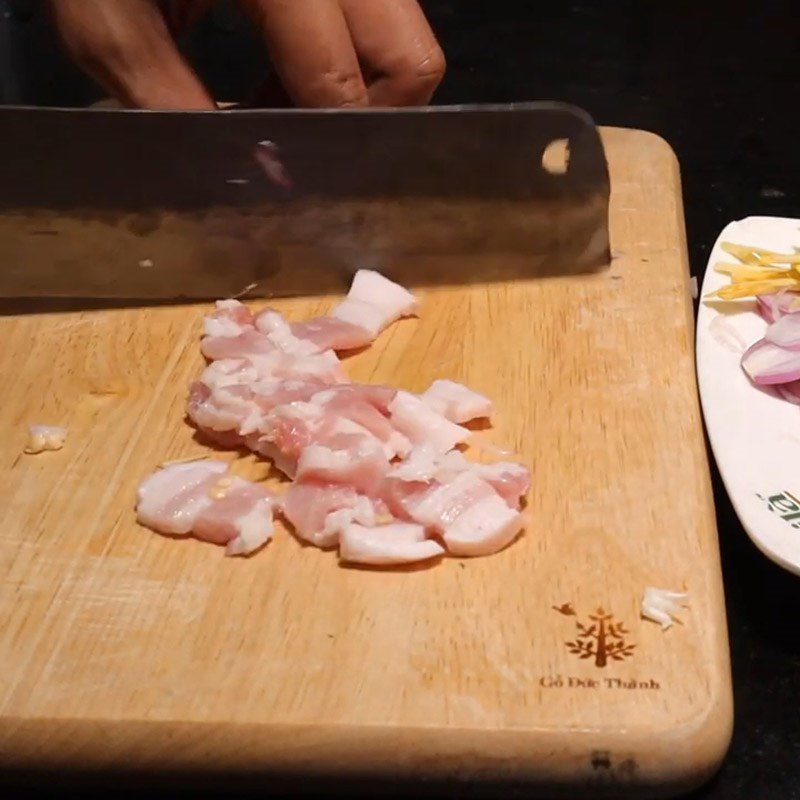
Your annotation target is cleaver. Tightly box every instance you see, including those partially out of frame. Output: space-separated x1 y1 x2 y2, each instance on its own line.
0 103 610 299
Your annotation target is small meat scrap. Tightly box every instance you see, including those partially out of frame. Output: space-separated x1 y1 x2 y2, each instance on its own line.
388 391 470 453
331 269 418 341
420 379 493 423
339 523 444 566
641 587 689 630
25 425 67 454
136 461 277 556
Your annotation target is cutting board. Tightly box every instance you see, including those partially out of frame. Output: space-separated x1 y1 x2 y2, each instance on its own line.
0 128 731 797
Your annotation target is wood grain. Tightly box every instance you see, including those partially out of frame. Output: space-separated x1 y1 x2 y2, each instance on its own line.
0 128 732 795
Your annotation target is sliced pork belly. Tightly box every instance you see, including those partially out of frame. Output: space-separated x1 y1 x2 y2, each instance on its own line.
136 460 228 534
203 299 254 338
390 444 530 509
339 523 444 565
388 391 470 453
257 305 374 353
420 379 493 423
383 470 524 557
188 381 249 442
194 481 277 556
292 317 373 351
474 462 531 508
239 349 347 385
203 308 345 368
257 401 395 479
317 383 396 414
440 492 523 557
254 308 320 357
314 386 410 458
255 383 407 479
282 481 377 547
203 269 416 363
201 328 277 361
331 270 418 340
390 441 440 482
423 450 530 508
200 358 261 390
188 377 331 443
295 435 389 496
187 348 345 444
136 461 277 556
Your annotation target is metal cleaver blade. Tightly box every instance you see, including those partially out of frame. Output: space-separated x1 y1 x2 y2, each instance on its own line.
0 102 610 300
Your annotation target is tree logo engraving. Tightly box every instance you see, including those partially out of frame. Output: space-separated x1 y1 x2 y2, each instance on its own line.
562 606 636 668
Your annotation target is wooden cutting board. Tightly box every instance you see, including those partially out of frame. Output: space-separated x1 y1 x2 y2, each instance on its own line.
0 128 732 797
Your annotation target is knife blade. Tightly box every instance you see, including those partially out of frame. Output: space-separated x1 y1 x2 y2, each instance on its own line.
0 102 609 299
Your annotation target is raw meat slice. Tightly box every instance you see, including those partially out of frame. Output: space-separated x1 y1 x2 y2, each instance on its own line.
203 299 254 338
388 391 470 453
332 270 418 339
278 350 348 384
257 306 374 353
390 444 529 509
136 461 276 555
314 386 409 458
245 435 297 478
252 308 286 334
199 358 261 390
203 316 348 369
441 494 523 557
257 401 393 479
405 470 497 530
420 379 493 423
203 270 416 363
189 375 324 439
383 470 524 557
189 377 251 437
256 400 322 472
316 383 396 414
295 437 389 496
282 481 376 547
292 317 373 351
474 462 531 508
194 482 276 556
339 523 444 565
254 308 320 357
187 345 346 444
201 328 277 361
390 442 440 482
136 460 228 534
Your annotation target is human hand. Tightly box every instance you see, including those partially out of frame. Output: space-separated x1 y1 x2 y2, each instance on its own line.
48 0 446 110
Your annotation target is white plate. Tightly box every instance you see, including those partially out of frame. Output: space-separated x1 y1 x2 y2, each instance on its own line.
697 216 800 576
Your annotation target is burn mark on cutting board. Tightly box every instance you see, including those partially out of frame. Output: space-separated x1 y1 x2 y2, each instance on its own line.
588 750 640 786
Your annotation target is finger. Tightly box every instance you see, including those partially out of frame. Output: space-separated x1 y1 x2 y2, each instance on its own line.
48 0 215 109
238 0 369 108
338 0 445 106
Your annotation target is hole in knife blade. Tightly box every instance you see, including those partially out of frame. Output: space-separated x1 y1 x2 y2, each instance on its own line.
542 138 570 175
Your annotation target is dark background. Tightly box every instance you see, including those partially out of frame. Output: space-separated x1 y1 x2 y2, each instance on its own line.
2 1 800 798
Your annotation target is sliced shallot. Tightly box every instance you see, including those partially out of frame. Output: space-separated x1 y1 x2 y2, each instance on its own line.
741 338 800 385
765 311 800 349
